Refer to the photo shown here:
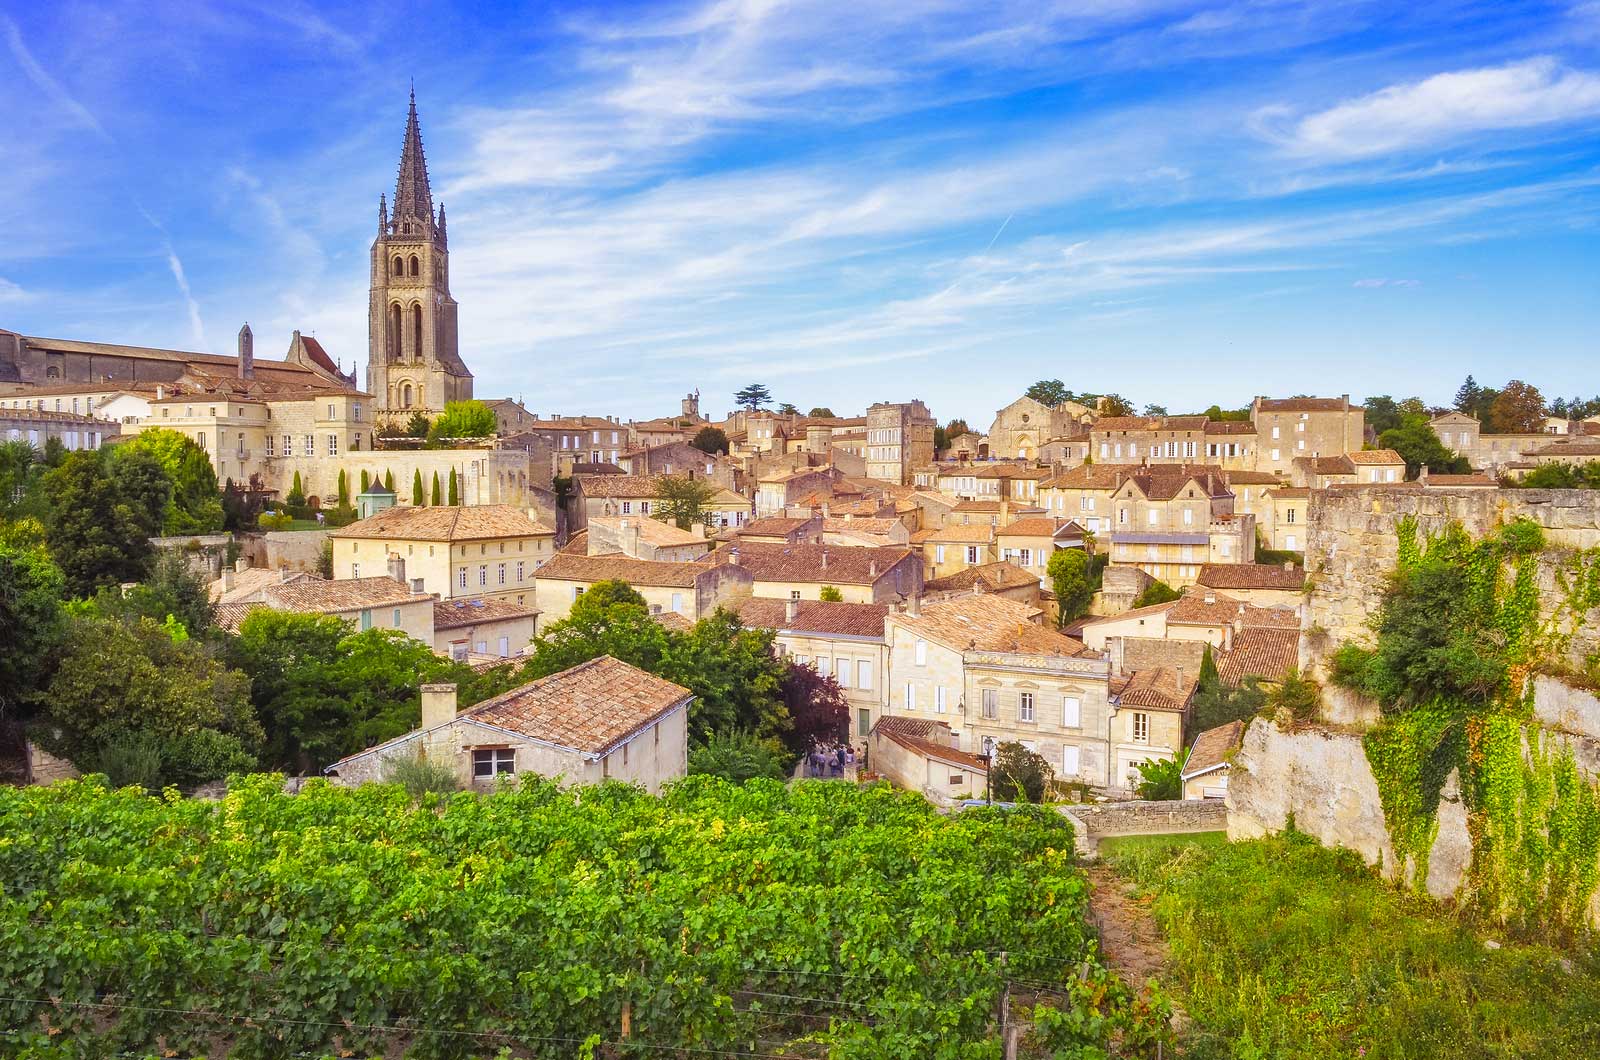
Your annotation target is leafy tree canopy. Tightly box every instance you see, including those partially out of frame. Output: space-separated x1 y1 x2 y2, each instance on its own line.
116 428 224 534
1488 380 1546 434
1025 379 1070 407
991 741 1054 803
734 383 773 411
44 449 166 598
1519 461 1600 489
779 660 848 754
1098 394 1136 417
655 474 717 530
690 426 730 455
0 541 66 718
777 403 798 415
1132 580 1181 609
427 400 497 443
688 730 791 783
1378 414 1472 479
807 407 836 418
1134 757 1181 800
1047 548 1097 627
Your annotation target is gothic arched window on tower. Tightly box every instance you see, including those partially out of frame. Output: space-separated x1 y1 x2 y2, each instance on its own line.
392 256 403 276
409 255 419 276
389 303 402 359
401 383 413 408
412 304 424 360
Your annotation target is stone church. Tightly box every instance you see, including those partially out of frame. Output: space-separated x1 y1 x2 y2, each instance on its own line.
366 90 474 417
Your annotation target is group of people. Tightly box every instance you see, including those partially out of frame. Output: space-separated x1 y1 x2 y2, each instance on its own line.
805 740 856 779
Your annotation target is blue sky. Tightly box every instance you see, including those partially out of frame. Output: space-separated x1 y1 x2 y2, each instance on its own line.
2 1 1598 424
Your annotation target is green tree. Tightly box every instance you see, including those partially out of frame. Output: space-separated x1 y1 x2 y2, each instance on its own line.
734 383 772 411
93 550 217 641
1454 375 1482 414
412 469 426 506
405 411 432 438
777 402 799 416
0 541 65 719
1488 380 1546 434
945 418 971 438
807 407 836 418
525 583 672 679
933 424 949 450
1520 461 1600 489
1132 580 1181 609
336 469 350 506
991 741 1054 803
779 660 848 753
1048 549 1096 626
1190 646 1268 734
287 471 307 512
1134 757 1181 800
688 730 790 782
37 614 261 786
0 439 45 521
447 467 460 505
1267 669 1322 723
1099 394 1136 417
1378 414 1472 479
655 474 716 530
117 428 224 534
427 400 497 444
664 610 790 743
44 450 166 598
1143 403 1168 417
430 470 442 506
384 469 395 490
1363 395 1403 438
1025 380 1070 407
819 585 844 602
360 469 371 493
691 426 730 455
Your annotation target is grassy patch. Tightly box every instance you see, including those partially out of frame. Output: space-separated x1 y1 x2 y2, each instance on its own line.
1096 832 1228 860
1105 831 1600 1059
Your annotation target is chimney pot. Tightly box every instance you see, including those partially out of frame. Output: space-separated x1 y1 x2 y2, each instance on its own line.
279 566 294 583
785 597 799 623
868 559 877 578
729 546 741 566
1203 591 1215 605
821 547 829 570
235 557 248 573
221 569 236 592
1283 560 1293 572
388 552 406 585
420 682 458 729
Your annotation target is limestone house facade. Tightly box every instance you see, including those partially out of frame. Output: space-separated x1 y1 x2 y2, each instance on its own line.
1249 396 1364 478
922 524 994 581
1104 466 1252 586
616 441 741 492
714 542 922 605
433 597 540 660
501 415 625 476
865 400 936 485
922 562 1042 608
729 597 891 744
0 407 119 451
1090 415 1212 466
1180 719 1245 800
1107 667 1194 790
755 467 840 517
574 473 752 534
331 505 557 608
994 516 1088 587
1200 421 1258 470
325 658 691 793
1038 464 1135 534
531 553 753 624
1264 487 1310 553
869 717 989 806
734 515 823 545
881 594 1119 787
1078 589 1300 655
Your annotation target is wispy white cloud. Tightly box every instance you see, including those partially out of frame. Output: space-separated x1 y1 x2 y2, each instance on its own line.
1353 277 1420 287
0 278 32 304
1 15 111 140
1266 57 1600 159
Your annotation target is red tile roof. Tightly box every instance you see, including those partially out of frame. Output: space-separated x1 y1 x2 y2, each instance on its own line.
924 561 1039 594
533 552 714 588
332 505 554 542
872 716 990 772
1217 627 1302 686
433 597 539 630
1111 667 1196 711
465 656 692 754
1256 397 1352 413
1181 720 1245 778
716 542 916 585
727 598 890 638
1196 563 1306 591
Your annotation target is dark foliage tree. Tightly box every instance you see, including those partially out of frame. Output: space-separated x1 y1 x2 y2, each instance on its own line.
1134 757 1181 800
1378 415 1472 479
0 541 65 719
691 426 730 455
1454 375 1482 414
44 449 166 598
688 730 790 782
807 407 836 418
1099 394 1136 417
778 661 849 753
1025 380 1070 407
990 741 1054 803
734 383 773 411
1132 580 1181 609
655 474 716 530
1488 380 1547 434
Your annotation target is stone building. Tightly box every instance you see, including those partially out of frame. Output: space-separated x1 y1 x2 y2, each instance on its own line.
1249 396 1364 478
865 400 936 485
986 395 1095 462
366 91 473 416
325 658 691 793
531 552 754 624
331 505 557 607
0 407 118 451
713 541 922 605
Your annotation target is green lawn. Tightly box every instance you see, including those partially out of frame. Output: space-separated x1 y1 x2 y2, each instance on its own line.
1096 831 1228 859
1104 830 1600 1059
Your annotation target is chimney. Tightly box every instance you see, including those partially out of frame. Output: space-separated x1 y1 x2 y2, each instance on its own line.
235 557 248 573
868 559 878 578
156 384 166 400
821 547 829 570
388 553 406 584
279 566 295 583
785 597 799 623
728 546 741 566
1203 591 1215 605
1223 623 1233 651
1283 560 1293 572
420 683 458 729
237 323 254 380
907 591 921 616
221 568 236 592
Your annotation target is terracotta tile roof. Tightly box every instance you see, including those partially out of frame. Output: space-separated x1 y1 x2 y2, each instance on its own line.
210 567 320 603
738 516 816 537
925 523 994 543
924 561 1039 593
533 552 714 588
1256 396 1352 413
1348 449 1405 465
822 517 902 535
1117 464 1232 501
433 597 539 630
1222 470 1281 486
1422 473 1497 486
1093 416 1164 432
572 462 624 475
465 656 692 755
1041 464 1139 489
718 542 916 585
0 407 119 426
1111 667 1195 711
263 576 432 613
872 716 990 772
1528 440 1600 457
891 595 1094 656
1182 720 1245 778
590 515 707 548
1218 627 1302 686
1298 455 1355 475
559 529 589 555
332 505 554 542
215 601 268 632
1204 421 1257 435
727 598 890 637
952 499 1003 512
909 528 938 544
652 611 695 632
974 464 1052 480
1197 563 1306 591
1171 592 1299 629
997 516 1083 538
575 474 670 499
1269 486 1312 498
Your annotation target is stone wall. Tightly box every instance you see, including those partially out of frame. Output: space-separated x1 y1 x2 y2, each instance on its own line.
243 529 331 573
1060 798 1229 854
1303 486 1600 673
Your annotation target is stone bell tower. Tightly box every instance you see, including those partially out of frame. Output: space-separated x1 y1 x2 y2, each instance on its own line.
367 89 473 416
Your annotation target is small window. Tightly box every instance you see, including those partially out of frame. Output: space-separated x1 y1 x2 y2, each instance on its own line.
472 748 515 778
359 609 373 631
1063 696 1081 728
1019 692 1035 722
914 639 927 666
982 688 997 719
1132 712 1150 743
790 590 801 601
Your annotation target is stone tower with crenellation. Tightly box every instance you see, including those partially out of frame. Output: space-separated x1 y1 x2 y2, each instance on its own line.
367 89 473 417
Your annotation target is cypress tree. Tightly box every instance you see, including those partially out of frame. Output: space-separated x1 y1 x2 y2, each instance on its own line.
384 469 395 490
447 467 459 505
337 469 349 506
360 469 370 493
431 471 442 506
412 469 425 506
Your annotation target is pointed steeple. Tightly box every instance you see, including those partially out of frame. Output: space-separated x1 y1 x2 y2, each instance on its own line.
436 201 447 243
392 87 435 236
378 192 388 235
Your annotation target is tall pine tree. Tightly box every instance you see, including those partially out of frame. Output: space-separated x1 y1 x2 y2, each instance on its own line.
1454 375 1482 414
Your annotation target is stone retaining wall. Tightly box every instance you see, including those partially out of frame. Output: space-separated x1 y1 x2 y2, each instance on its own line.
1060 798 1228 854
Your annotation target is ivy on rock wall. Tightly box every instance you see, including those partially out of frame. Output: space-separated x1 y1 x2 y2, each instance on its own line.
1334 515 1600 937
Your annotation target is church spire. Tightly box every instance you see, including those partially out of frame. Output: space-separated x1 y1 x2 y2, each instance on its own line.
392 88 435 236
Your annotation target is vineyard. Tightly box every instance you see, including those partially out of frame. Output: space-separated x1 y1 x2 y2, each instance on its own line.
0 774 1166 1059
